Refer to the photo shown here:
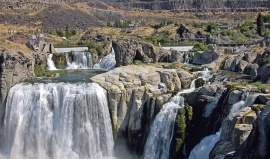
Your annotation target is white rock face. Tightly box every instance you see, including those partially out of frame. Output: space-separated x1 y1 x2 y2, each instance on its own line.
91 65 193 138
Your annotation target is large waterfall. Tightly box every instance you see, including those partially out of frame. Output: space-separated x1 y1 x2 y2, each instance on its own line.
0 82 114 159
66 52 93 69
93 53 116 70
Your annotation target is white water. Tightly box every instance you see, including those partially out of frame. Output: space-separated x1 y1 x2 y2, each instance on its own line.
194 68 213 82
93 53 116 70
143 84 195 159
47 54 57 70
184 54 190 64
66 52 93 69
188 101 245 159
0 83 114 159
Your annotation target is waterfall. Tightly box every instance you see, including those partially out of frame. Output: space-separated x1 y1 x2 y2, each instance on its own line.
93 53 116 70
66 52 93 69
244 92 262 107
184 54 190 64
194 68 213 82
143 86 195 159
0 82 114 159
47 54 57 70
188 100 246 159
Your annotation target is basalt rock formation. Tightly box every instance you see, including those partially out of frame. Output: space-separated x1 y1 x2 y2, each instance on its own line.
91 65 194 154
0 49 34 105
112 39 170 67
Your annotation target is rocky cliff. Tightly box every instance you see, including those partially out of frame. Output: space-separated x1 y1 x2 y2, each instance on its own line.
0 49 34 106
91 65 194 154
112 39 170 67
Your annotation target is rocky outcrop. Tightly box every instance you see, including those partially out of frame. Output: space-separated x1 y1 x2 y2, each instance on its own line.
192 45 220 65
0 49 34 105
221 45 270 83
91 65 194 153
112 39 170 67
184 83 227 156
210 105 262 159
257 104 270 158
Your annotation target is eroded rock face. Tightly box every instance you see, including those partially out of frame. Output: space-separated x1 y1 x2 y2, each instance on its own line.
91 65 190 132
91 65 194 153
112 39 170 67
185 83 226 155
211 106 258 159
0 49 34 105
192 45 220 65
258 104 270 158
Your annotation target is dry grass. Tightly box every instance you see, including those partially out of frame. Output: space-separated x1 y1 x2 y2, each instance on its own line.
131 27 155 37
0 39 32 53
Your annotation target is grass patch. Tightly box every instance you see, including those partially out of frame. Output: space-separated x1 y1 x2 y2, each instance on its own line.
34 65 67 77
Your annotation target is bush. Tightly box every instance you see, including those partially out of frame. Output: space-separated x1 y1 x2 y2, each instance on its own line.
192 43 206 52
226 30 235 36
206 23 218 33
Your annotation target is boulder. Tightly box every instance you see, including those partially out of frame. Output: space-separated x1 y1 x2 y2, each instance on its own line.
192 45 220 65
243 52 257 63
112 39 170 67
169 50 183 62
227 90 243 105
237 60 249 73
222 56 235 71
177 69 194 89
250 64 259 80
258 64 270 83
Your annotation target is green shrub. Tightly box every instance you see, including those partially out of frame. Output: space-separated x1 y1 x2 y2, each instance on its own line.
192 43 206 51
206 23 218 33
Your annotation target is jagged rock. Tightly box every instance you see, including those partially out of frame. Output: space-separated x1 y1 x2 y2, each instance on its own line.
0 49 34 105
169 50 183 62
112 39 170 67
222 56 235 71
257 104 270 158
210 141 235 159
158 70 181 92
91 65 191 152
192 45 220 65
243 64 256 75
177 70 194 89
258 64 270 83
213 107 257 159
237 60 248 73
198 84 219 96
243 52 257 63
227 90 243 105
250 64 259 80
255 95 269 105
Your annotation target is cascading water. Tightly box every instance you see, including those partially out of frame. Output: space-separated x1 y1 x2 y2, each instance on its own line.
47 54 57 70
66 52 93 69
0 82 114 159
143 84 195 159
184 54 190 64
188 100 246 159
93 53 116 70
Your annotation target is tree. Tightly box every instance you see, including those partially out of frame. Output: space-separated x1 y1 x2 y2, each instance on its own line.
206 23 218 33
257 13 265 36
